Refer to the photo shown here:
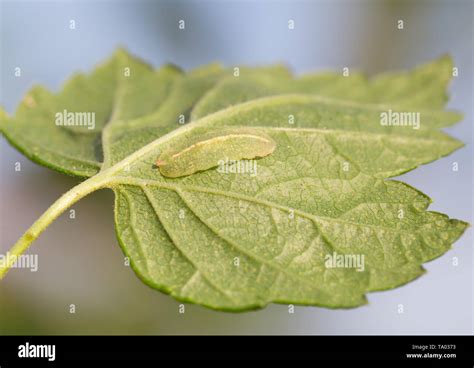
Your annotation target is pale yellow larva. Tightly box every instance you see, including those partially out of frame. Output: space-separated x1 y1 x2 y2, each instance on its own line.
156 128 276 178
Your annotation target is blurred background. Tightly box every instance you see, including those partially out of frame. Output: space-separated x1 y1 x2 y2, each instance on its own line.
0 0 472 334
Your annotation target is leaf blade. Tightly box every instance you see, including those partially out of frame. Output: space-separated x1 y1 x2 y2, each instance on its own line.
1 51 468 311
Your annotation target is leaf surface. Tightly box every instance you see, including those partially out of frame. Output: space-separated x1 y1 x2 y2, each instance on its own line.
0 51 468 311
191 56 456 119
107 97 466 310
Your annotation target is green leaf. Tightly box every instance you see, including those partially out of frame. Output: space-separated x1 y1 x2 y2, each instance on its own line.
1 49 183 177
192 56 456 119
101 64 292 168
0 51 468 311
101 62 230 168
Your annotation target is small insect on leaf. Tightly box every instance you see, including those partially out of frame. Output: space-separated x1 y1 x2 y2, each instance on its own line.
156 127 276 178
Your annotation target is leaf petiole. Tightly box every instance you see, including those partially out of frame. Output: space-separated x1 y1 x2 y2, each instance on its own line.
0 173 111 279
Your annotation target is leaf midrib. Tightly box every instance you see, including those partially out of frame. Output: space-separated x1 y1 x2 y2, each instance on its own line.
112 175 433 304
137 182 339 303
101 92 459 137
98 101 459 184
110 176 430 234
